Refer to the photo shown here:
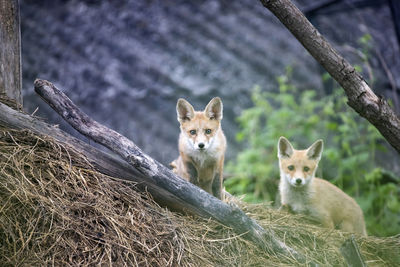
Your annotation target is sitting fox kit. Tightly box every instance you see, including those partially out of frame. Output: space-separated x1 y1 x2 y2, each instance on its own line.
277 137 367 236
171 97 226 200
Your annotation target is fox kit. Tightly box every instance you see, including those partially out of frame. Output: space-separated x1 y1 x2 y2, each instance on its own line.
170 97 226 200
277 137 367 236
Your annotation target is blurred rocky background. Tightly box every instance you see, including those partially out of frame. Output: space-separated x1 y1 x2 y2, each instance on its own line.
20 0 400 168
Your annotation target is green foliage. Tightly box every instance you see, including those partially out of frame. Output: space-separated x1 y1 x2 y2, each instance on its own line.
359 34 372 61
362 169 400 236
226 66 400 236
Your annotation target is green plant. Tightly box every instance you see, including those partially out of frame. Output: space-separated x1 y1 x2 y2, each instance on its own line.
226 66 400 236
361 168 400 236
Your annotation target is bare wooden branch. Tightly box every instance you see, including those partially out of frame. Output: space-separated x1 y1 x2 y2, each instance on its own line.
33 79 312 265
0 0 22 108
260 0 400 154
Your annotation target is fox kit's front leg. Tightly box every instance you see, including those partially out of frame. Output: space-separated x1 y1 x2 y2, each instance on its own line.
185 160 198 185
211 172 222 200
197 163 217 196
211 156 224 199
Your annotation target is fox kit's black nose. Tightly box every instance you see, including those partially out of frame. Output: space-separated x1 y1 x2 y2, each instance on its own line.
295 178 302 184
198 143 205 149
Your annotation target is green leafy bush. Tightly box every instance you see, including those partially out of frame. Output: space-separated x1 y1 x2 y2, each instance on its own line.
226 66 400 236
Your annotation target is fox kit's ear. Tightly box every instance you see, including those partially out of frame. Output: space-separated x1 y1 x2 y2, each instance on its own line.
278 136 294 158
176 98 195 123
204 97 223 120
306 139 324 160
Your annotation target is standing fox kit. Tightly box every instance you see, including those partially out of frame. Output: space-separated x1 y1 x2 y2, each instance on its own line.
277 137 367 236
171 97 226 199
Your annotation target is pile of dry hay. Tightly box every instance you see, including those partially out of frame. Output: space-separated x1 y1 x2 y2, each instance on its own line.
0 128 399 266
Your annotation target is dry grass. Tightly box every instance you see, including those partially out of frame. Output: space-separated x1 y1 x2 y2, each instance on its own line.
0 95 22 111
0 129 399 266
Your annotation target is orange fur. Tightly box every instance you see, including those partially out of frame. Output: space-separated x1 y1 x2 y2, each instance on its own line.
171 97 226 199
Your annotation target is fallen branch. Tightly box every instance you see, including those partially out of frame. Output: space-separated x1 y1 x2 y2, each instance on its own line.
33 79 313 265
340 235 366 267
260 0 400 154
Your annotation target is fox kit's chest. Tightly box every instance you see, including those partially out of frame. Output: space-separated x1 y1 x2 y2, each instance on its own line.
279 177 317 213
284 188 311 213
188 150 218 167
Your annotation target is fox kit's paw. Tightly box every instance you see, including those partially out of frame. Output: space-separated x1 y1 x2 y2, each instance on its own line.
278 204 292 213
169 160 177 169
222 191 243 205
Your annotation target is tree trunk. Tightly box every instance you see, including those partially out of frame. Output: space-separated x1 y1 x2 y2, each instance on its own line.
0 0 22 109
260 0 400 154
29 79 313 265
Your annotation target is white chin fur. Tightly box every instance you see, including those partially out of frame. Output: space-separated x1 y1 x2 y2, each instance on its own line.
185 135 220 166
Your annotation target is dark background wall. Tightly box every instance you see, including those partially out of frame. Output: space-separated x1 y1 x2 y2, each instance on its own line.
20 0 400 170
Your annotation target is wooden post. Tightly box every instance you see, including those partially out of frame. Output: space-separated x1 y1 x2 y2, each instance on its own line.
0 0 22 109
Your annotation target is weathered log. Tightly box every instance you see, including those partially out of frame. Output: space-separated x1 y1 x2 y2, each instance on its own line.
260 0 400 154
340 235 366 267
0 0 22 108
32 79 312 264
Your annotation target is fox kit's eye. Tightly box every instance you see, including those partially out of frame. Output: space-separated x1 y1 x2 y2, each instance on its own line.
303 166 310 172
205 129 212 134
288 165 295 171
189 130 197 135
